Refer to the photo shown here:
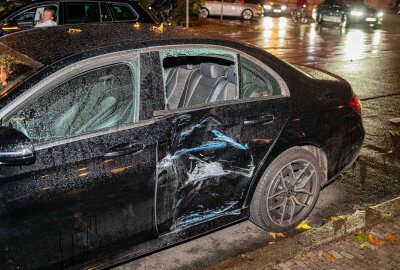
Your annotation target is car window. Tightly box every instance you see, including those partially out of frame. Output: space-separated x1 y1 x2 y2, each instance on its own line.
241 57 282 98
10 5 57 29
111 3 138 21
160 48 238 110
0 43 41 100
66 2 101 24
13 9 35 22
101 3 112 21
4 64 137 145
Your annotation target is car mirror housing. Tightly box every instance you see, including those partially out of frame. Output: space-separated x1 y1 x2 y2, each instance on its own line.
0 126 36 166
0 20 20 34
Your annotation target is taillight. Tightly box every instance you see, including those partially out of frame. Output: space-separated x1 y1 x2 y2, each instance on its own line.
349 95 362 114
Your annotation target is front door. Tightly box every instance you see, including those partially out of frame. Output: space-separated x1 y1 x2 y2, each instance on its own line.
0 60 158 268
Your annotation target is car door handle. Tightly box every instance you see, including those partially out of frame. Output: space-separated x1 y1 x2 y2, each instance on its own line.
104 143 144 158
243 114 275 126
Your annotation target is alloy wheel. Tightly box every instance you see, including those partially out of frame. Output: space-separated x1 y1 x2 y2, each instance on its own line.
200 8 209 19
265 159 319 227
242 9 253 20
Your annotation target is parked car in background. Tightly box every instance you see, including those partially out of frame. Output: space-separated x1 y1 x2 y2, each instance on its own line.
200 0 264 20
262 0 288 15
0 22 364 269
0 0 157 35
312 0 383 28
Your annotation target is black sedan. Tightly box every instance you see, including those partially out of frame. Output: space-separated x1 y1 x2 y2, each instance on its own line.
312 0 383 28
0 23 364 269
0 0 157 35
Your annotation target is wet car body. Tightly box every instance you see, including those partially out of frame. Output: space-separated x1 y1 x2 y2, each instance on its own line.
200 0 264 20
0 23 364 269
312 0 383 27
0 0 156 35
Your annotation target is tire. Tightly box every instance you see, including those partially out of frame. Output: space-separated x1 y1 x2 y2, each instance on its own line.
242 9 253 20
200 8 209 19
250 147 322 232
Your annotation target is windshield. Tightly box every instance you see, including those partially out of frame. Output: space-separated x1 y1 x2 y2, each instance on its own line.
0 0 27 18
0 42 42 100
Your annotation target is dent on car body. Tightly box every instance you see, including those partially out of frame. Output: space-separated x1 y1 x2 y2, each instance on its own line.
156 115 255 232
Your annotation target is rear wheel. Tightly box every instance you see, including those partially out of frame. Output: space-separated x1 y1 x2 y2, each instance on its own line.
250 147 321 232
242 9 253 20
200 8 209 19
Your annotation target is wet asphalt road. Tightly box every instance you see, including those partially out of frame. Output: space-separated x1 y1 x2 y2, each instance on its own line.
115 15 400 270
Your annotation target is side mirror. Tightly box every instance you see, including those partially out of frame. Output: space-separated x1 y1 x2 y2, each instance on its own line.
0 20 20 35
0 126 35 166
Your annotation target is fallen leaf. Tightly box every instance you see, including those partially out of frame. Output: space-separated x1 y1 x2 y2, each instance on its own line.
269 232 285 239
384 234 398 244
68 28 82 34
359 243 368 249
296 220 312 230
151 24 164 33
330 214 350 222
133 22 140 29
327 254 336 262
367 234 384 245
318 249 323 257
354 232 367 244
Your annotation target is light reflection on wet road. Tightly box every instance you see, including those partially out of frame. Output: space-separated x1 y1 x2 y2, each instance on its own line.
198 16 400 64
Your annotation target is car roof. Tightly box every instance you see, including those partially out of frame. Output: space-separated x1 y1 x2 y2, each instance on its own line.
0 23 251 66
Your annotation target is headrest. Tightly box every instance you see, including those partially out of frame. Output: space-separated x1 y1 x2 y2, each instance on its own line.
200 63 226 79
226 65 237 84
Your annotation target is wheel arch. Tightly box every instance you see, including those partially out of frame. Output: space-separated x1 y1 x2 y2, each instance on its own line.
243 142 328 209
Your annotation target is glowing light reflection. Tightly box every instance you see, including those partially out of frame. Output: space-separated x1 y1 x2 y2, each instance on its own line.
372 31 381 46
343 30 365 60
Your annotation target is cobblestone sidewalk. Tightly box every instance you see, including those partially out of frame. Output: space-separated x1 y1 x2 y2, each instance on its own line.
267 216 400 270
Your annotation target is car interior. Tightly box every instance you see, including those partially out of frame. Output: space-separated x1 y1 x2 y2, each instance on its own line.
163 55 238 110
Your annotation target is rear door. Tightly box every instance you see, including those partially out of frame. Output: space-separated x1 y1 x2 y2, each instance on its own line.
0 53 160 268
153 45 290 234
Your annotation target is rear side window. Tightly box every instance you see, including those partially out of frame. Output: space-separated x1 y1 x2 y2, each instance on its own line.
66 2 101 24
160 48 238 110
111 3 137 21
240 57 283 98
101 3 112 21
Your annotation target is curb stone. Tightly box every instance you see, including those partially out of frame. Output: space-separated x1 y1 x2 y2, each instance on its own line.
202 196 400 270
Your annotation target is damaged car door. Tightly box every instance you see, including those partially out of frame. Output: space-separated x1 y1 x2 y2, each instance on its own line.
154 46 290 235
